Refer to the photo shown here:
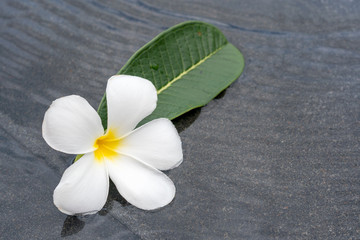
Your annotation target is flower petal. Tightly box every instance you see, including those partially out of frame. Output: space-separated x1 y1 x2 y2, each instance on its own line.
106 75 157 137
42 95 104 154
120 118 183 170
106 155 175 210
53 153 109 215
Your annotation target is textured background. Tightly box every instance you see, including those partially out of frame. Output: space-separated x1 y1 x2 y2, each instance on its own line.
1 0 359 239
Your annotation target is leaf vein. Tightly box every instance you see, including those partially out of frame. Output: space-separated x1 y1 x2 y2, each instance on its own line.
157 44 226 94
175 33 186 72
164 38 176 83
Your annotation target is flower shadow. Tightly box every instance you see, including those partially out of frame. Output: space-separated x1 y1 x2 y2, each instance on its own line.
60 181 128 237
61 216 85 237
99 181 130 216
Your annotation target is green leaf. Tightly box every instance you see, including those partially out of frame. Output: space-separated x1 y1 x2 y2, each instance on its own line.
75 21 244 162
97 20 244 129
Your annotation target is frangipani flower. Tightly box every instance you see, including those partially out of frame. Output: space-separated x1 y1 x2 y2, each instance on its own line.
42 75 183 215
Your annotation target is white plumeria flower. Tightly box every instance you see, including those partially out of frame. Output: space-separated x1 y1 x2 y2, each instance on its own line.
42 75 183 215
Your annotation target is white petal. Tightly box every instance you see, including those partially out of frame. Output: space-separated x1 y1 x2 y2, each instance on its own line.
53 153 109 215
120 118 183 170
106 155 175 210
42 95 104 154
106 75 157 137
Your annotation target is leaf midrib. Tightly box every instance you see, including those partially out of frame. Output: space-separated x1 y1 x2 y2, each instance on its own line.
157 44 226 94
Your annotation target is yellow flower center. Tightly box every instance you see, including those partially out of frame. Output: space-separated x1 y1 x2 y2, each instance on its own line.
94 129 122 162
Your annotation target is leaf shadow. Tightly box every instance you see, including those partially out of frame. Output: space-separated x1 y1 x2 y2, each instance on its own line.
171 89 226 132
172 108 201 133
214 89 227 99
